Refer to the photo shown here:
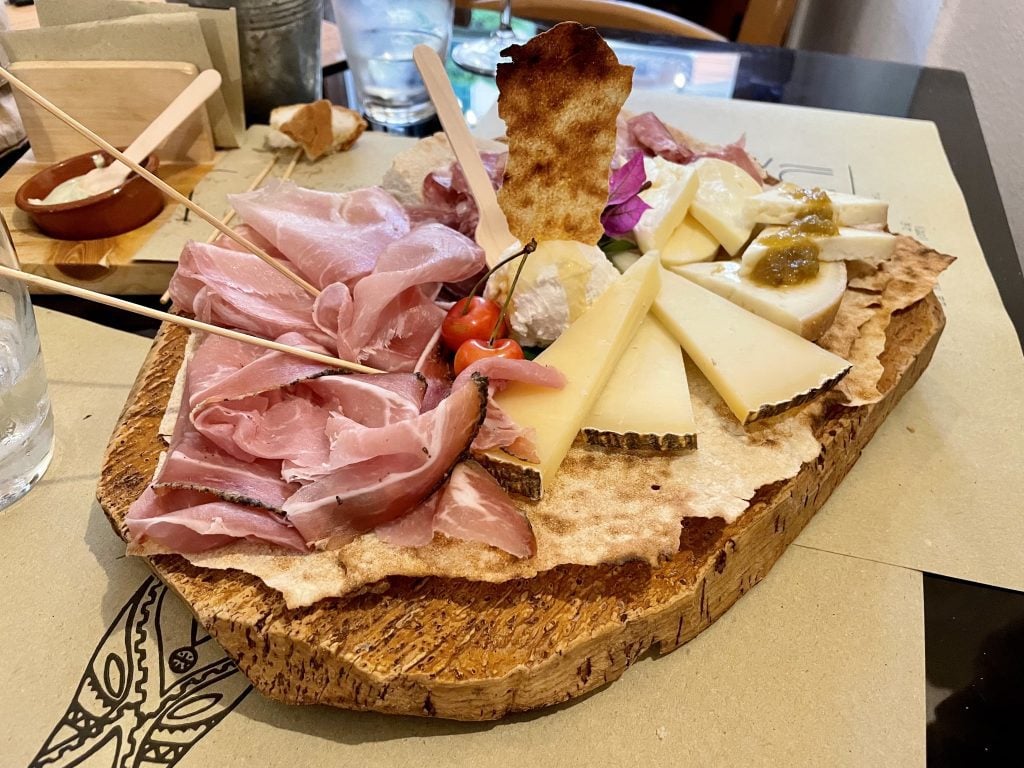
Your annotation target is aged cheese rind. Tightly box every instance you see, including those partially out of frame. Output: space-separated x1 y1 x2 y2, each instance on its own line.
675 259 847 341
582 315 697 451
653 269 851 424
478 253 662 499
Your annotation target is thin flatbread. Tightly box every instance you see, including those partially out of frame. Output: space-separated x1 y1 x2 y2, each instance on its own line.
496 22 633 244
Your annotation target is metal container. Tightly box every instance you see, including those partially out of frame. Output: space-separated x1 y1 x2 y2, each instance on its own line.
178 0 323 124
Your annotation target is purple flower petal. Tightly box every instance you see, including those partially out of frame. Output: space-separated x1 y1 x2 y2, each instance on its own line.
601 195 651 237
607 151 647 206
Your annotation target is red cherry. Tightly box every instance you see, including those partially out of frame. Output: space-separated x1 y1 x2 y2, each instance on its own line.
453 337 524 375
440 296 508 352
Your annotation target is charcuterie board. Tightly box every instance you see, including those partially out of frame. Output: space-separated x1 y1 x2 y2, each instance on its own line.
96 286 944 720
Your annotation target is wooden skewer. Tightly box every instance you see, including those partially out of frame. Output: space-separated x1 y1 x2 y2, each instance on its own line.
1 265 382 374
0 65 320 298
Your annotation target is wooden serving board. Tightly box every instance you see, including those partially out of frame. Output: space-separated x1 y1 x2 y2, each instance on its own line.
0 158 211 295
97 294 944 720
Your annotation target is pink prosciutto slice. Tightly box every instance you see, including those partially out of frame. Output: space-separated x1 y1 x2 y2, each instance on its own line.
434 462 536 558
169 241 329 345
282 375 488 546
155 430 298 511
126 487 306 553
346 224 483 370
373 492 440 547
454 357 565 462
229 182 411 288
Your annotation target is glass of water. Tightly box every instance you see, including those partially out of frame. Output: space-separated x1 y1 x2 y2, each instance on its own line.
333 0 454 126
0 214 53 509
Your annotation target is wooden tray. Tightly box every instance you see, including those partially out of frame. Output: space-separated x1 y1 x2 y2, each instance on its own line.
96 293 945 720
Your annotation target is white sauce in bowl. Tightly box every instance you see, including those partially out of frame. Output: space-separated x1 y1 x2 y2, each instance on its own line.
29 154 109 205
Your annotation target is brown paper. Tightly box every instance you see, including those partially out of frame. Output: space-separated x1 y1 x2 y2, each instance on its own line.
0 13 240 148
34 0 245 146
133 128 419 262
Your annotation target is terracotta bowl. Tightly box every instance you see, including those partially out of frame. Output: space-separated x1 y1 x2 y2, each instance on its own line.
15 150 164 240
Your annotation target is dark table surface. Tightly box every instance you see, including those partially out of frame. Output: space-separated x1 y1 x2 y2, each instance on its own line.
33 25 1024 765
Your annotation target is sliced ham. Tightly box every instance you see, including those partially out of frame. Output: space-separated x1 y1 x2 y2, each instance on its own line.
282 375 488 546
373 492 440 547
434 462 536 558
126 487 306 553
230 182 411 289
155 430 298 510
345 223 484 370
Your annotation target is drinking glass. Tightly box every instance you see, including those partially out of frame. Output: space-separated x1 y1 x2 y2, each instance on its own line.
451 0 521 76
0 214 54 509
333 0 455 126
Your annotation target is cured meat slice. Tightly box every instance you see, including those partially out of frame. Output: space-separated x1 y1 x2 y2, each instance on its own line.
412 151 507 237
282 375 488 546
434 462 536 558
169 241 328 345
373 492 440 547
155 431 298 511
126 487 306 553
453 356 565 391
625 112 763 182
345 223 484 370
230 182 411 288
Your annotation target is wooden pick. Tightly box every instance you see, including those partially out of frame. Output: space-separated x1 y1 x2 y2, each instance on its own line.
412 45 518 267
0 265 381 374
0 65 320 298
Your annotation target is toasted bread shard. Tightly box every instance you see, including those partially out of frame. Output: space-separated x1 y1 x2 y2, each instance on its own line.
496 22 633 244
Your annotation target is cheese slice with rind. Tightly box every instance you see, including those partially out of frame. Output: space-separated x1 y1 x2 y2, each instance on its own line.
674 259 847 341
653 268 851 424
583 314 696 451
633 157 698 253
659 215 720 267
478 252 662 499
744 186 888 227
689 158 762 256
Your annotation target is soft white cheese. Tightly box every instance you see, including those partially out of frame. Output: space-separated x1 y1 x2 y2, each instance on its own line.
743 185 889 227
633 157 698 253
741 226 897 274
688 158 762 256
486 240 619 347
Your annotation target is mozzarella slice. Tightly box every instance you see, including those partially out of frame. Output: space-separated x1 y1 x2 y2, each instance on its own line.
689 158 762 256
741 227 897 274
674 259 847 341
633 157 698 253
744 186 888 227
659 215 720 267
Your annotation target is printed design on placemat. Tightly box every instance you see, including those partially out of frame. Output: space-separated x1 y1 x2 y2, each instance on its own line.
29 577 251 768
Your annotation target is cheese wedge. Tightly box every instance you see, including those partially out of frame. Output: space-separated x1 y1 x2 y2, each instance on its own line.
633 157 698 253
583 315 697 451
659 215 719 267
741 226 896 271
653 269 851 424
674 259 847 340
478 253 662 499
688 158 762 256
744 186 888 227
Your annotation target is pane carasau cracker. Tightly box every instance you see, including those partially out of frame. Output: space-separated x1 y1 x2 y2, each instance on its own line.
496 22 633 244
